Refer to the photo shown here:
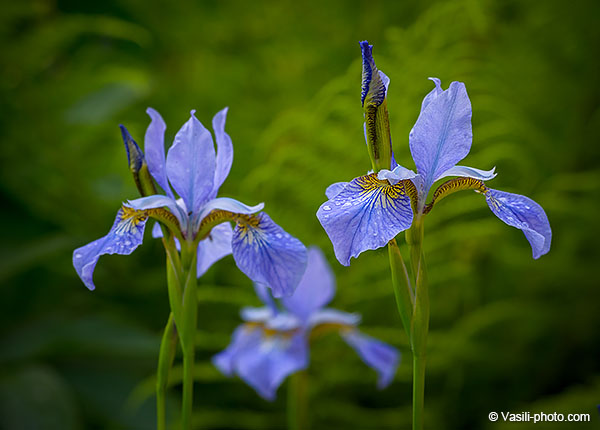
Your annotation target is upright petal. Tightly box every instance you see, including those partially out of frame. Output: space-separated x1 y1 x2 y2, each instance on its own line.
166 111 216 215
197 221 233 276
409 79 473 191
485 188 551 259
73 207 148 290
341 330 400 389
211 107 234 195
232 212 307 298
281 247 336 320
317 174 413 266
145 108 174 198
420 77 443 112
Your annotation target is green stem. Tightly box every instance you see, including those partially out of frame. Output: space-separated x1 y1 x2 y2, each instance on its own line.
412 353 426 430
405 216 429 430
157 313 177 430
388 239 414 338
287 370 309 430
180 241 198 430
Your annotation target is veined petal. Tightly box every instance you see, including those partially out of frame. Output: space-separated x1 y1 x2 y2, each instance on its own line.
317 174 414 266
437 165 496 182
341 330 400 389
195 197 264 231
325 182 349 199
166 110 216 215
73 207 148 290
211 107 234 196
377 165 418 185
306 308 361 331
197 221 233 276
360 41 388 107
485 188 551 259
281 247 336 320
213 325 308 401
145 108 174 198
410 79 473 192
232 212 307 298
127 194 186 231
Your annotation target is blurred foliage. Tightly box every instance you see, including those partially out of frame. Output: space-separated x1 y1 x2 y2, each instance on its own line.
1 0 599 429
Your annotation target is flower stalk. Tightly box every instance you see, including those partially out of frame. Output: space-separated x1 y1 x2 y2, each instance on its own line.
157 313 177 430
287 370 309 430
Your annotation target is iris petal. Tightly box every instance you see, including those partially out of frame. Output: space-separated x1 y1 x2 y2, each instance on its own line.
437 165 497 182
213 325 308 401
410 79 473 191
127 194 186 231
281 247 336 320
317 174 413 266
197 222 233 276
325 182 349 199
341 330 400 389
377 165 418 185
145 108 174 198
166 111 216 215
73 207 148 290
232 212 307 298
235 331 308 401
485 188 552 259
195 197 264 231
211 107 234 196
306 308 361 330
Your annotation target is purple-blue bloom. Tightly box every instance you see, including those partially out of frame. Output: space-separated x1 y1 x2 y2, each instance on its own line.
73 108 307 296
317 42 551 265
213 247 400 400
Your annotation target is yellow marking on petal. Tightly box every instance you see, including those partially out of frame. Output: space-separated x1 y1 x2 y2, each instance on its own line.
423 177 488 214
196 210 261 241
243 322 298 339
116 205 180 236
355 173 418 207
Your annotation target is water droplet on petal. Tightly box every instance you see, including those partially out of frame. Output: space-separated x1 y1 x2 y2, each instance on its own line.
74 253 82 259
323 205 331 211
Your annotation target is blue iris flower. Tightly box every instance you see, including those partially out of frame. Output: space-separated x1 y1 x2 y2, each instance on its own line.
213 246 400 400
317 42 551 265
73 108 307 297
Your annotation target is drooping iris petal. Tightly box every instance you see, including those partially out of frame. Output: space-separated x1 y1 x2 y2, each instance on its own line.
73 207 149 290
360 41 388 107
145 108 174 198
232 212 307 298
213 325 262 376
235 331 308 401
485 188 551 259
211 107 234 196
306 308 361 331
166 111 216 215
281 247 336 320
341 330 400 389
213 325 308 401
317 174 413 266
325 182 349 199
197 222 233 276
127 194 186 230
409 79 473 191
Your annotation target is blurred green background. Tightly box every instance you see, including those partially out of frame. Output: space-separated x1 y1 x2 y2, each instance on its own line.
1 0 599 429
